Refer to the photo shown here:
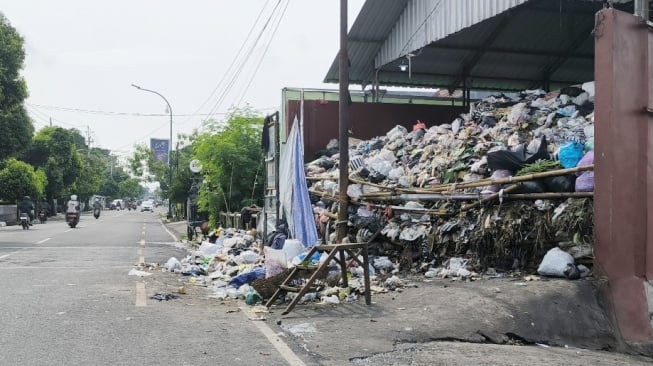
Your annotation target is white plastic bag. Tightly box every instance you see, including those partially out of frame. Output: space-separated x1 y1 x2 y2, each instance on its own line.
234 250 260 265
537 247 575 277
165 257 182 272
198 242 221 258
347 184 362 199
282 239 305 262
264 246 287 278
373 256 394 270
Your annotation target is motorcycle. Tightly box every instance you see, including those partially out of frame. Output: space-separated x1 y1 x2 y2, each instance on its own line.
38 209 47 224
93 207 101 219
66 211 79 228
19 212 30 230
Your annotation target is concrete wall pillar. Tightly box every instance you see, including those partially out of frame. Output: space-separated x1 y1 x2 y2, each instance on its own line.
595 9 653 344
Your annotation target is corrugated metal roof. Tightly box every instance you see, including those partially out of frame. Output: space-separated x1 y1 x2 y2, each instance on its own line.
324 0 638 91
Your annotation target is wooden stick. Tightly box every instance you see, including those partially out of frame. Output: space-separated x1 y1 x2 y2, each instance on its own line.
356 164 594 196
460 183 521 211
503 192 593 199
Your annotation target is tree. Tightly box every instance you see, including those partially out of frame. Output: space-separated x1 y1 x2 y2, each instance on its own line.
74 148 107 203
193 107 264 226
0 14 33 159
22 127 83 200
0 158 46 202
118 178 145 199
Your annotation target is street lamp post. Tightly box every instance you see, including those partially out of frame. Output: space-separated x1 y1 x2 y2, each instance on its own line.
131 83 173 219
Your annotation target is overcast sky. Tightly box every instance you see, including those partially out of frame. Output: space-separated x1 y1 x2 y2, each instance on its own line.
0 0 365 154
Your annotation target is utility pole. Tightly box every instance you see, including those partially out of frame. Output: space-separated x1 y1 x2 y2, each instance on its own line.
337 0 349 243
49 117 52 127
86 126 93 159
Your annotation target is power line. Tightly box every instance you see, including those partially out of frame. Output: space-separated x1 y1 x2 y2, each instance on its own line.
26 104 87 128
27 103 225 117
204 0 284 121
181 0 274 125
237 0 290 107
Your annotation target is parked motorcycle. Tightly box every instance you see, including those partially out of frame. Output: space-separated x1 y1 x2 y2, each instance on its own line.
19 212 30 230
38 209 47 224
93 207 101 219
66 211 79 228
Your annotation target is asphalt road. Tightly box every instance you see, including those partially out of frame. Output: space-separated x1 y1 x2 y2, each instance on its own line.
0 209 294 366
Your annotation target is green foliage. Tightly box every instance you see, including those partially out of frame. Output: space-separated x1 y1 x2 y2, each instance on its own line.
131 142 168 188
516 160 561 176
194 107 264 225
22 126 83 199
0 158 46 201
0 14 33 159
118 178 145 199
169 141 193 206
74 148 108 203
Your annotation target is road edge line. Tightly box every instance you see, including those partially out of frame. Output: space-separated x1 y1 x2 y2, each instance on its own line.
239 307 306 366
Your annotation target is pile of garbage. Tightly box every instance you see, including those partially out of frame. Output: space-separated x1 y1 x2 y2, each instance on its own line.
307 84 595 273
162 228 398 305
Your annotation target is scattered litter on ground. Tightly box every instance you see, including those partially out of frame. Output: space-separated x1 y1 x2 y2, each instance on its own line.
128 269 152 277
150 293 181 301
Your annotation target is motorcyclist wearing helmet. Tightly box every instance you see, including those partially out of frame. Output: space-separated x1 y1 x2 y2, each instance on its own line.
18 196 35 222
67 195 80 214
40 199 51 217
92 197 102 210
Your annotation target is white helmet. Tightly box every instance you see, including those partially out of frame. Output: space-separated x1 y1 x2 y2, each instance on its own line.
71 195 78 200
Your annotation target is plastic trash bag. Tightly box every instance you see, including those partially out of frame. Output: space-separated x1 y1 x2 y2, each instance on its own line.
264 246 287 278
229 267 266 287
558 141 584 168
198 242 221 258
388 167 404 180
234 250 260 265
537 247 574 277
128 269 152 277
165 257 182 272
346 184 362 199
543 175 575 193
282 239 305 262
482 169 511 194
291 251 321 266
386 125 407 141
373 256 394 270
487 137 549 173
576 150 594 169
575 171 594 192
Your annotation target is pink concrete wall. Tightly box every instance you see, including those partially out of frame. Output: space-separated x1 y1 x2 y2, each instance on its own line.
595 8 652 343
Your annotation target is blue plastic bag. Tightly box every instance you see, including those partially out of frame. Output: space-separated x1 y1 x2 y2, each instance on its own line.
558 142 584 169
229 267 266 287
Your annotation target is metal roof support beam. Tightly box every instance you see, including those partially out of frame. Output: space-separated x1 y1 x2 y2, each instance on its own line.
430 44 594 60
531 20 595 90
447 13 512 93
380 70 581 89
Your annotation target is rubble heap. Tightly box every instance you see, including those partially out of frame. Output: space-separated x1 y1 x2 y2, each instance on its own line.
307 85 595 273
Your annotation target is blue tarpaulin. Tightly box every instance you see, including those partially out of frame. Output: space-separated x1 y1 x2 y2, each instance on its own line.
279 117 318 248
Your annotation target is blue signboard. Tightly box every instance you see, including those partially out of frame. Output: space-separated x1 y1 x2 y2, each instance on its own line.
150 138 169 164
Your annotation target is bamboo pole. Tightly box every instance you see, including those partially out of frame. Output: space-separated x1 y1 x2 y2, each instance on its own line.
460 183 521 211
358 191 594 202
357 164 594 197
503 192 593 200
